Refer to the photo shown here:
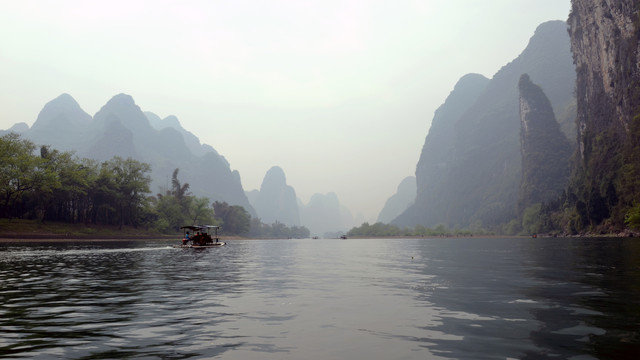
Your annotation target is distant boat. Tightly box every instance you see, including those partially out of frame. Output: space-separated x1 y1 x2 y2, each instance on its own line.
340 235 347 239
174 225 226 248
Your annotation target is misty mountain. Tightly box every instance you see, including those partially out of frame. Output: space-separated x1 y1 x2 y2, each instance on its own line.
9 93 256 217
395 20 576 229
300 193 353 237
26 93 94 152
377 176 416 224
145 112 216 156
518 74 572 213
248 166 300 226
1 122 29 134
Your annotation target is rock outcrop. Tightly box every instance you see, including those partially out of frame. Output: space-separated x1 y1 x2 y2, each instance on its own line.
518 74 572 212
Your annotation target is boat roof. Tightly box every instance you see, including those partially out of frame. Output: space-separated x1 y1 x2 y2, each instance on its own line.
180 225 220 231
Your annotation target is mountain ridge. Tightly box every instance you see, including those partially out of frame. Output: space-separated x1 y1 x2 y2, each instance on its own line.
5 93 256 217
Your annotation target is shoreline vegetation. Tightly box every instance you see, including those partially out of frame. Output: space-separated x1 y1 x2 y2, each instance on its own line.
1 219 635 242
0 218 174 241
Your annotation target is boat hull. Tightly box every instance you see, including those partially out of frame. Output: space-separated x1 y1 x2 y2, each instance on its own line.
173 242 226 248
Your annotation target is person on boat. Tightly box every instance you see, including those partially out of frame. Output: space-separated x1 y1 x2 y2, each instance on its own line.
183 231 190 245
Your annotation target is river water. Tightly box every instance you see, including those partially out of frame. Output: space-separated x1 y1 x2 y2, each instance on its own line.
0 237 639 359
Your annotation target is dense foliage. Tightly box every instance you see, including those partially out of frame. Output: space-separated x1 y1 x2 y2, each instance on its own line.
0 133 151 228
247 218 310 239
0 133 309 237
347 222 483 237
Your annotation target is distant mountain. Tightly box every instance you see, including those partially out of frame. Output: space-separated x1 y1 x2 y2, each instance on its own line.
0 122 28 135
27 93 93 152
377 176 416 224
300 193 351 237
8 93 256 216
248 166 300 226
394 73 489 227
517 74 572 212
395 21 576 229
144 112 216 156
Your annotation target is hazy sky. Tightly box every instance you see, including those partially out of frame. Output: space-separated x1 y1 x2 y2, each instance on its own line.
0 0 571 222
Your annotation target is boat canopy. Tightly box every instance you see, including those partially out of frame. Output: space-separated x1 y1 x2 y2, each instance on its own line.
180 225 220 232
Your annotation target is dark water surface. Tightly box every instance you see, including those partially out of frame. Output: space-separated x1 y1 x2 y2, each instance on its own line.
1 237 639 359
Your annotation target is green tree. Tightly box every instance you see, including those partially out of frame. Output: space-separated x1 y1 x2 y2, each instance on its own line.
213 201 250 235
189 197 215 225
522 203 542 235
101 157 151 228
0 133 40 218
625 204 640 230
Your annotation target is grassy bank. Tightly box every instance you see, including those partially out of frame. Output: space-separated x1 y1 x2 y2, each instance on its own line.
0 219 176 239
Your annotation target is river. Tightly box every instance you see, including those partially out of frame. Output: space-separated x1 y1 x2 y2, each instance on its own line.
1 237 639 359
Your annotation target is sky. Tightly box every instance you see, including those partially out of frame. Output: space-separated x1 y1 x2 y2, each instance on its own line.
0 0 571 223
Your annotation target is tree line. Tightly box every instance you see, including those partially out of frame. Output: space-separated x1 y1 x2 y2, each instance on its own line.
0 133 310 237
347 222 484 238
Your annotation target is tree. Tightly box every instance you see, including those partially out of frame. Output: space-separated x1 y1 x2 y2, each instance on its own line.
189 197 215 225
101 157 151 228
0 133 40 218
213 201 250 235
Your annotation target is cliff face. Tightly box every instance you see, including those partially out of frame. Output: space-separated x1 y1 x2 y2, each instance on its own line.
395 21 576 229
569 0 640 159
568 0 640 230
518 74 572 212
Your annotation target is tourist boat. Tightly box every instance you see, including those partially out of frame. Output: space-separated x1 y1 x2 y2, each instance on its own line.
174 225 226 248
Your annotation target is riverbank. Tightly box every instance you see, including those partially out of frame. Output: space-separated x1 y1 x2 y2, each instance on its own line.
0 219 253 242
0 219 175 241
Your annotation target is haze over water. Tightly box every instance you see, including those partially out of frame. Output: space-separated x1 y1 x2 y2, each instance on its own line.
1 237 639 359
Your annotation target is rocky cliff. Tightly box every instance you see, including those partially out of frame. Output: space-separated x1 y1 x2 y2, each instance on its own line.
567 0 640 230
518 74 572 212
395 21 576 229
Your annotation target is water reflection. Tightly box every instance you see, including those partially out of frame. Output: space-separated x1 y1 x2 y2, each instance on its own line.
0 242 248 358
522 238 640 359
399 238 640 359
1 238 639 359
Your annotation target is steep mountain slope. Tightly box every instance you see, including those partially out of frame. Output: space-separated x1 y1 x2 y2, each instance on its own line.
567 0 640 231
395 21 576 229
518 74 572 212
394 73 489 227
377 176 416 224
145 112 216 156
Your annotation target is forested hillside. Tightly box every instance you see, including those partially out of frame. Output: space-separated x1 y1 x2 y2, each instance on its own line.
0 133 308 237
2 93 255 217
